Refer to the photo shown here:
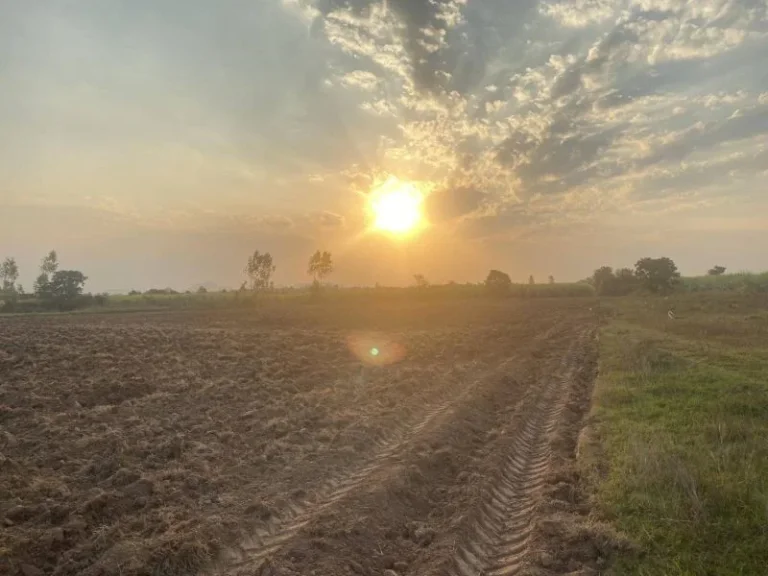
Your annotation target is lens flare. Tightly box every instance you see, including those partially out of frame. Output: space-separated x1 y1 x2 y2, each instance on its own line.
346 333 406 366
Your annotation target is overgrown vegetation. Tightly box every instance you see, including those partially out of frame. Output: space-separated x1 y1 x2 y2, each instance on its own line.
588 257 767 296
588 294 768 575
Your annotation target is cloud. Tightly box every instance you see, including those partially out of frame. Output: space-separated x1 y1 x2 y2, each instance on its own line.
284 0 768 236
311 210 345 228
339 69 380 91
4 0 768 287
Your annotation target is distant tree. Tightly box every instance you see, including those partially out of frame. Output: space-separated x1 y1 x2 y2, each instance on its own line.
244 250 276 290
41 250 58 275
611 267 639 295
708 265 726 276
1 257 19 292
145 288 178 295
485 269 512 295
33 250 60 298
590 266 640 296
528 275 535 285
128 290 141 296
548 275 555 285
591 266 614 294
44 270 87 307
308 250 334 284
197 286 208 294
16 284 24 295
34 274 49 297
414 274 429 288
635 257 680 293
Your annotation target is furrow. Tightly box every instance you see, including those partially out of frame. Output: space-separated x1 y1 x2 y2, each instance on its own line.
446 349 580 576
207 396 459 575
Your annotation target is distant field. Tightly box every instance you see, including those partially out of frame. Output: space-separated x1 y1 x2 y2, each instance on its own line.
679 271 768 293
587 293 768 575
103 282 596 309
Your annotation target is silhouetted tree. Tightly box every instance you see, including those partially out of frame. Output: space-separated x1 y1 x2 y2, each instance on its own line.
528 275 535 285
40 270 88 308
308 250 334 284
485 269 512 295
591 266 640 296
34 250 60 297
708 265 726 276
635 257 680 293
0 258 19 292
41 250 58 275
548 275 555 284
414 274 429 288
197 286 208 294
244 250 276 290
591 266 614 294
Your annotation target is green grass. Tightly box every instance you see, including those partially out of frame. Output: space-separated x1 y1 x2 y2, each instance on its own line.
591 294 768 575
679 271 768 293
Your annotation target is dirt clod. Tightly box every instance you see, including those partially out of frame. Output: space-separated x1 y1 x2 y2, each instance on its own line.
20 564 45 576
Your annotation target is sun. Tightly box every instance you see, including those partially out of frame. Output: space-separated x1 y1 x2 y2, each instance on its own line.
369 178 425 235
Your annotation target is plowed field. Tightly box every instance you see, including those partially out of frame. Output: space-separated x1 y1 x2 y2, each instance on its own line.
0 298 598 576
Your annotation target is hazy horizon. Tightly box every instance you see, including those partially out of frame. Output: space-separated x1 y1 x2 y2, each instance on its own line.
2 0 767 293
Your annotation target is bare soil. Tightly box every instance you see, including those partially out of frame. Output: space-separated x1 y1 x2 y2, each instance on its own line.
0 298 598 576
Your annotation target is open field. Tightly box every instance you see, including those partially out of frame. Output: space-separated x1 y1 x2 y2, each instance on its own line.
585 293 768 575
5 292 766 576
0 299 608 576
1 298 604 576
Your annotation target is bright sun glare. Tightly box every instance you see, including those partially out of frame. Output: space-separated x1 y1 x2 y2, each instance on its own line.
370 178 424 235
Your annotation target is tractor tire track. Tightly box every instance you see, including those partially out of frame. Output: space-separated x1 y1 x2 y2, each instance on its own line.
208 371 496 576
448 337 586 576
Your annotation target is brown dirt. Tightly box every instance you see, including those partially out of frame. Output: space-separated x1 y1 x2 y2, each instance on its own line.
519 331 635 576
0 298 598 576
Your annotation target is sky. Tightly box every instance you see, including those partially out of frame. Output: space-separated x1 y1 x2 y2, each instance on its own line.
1 0 767 292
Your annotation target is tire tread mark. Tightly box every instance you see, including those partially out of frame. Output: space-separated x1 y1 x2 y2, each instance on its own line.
447 340 584 576
206 380 477 575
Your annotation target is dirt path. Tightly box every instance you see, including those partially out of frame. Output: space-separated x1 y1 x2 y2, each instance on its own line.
207 320 596 576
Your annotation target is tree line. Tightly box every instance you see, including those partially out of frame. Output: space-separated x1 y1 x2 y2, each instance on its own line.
586 256 706 296
0 246 735 312
0 250 89 311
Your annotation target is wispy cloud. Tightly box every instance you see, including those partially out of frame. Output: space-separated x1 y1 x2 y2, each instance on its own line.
2 0 768 287
283 0 768 237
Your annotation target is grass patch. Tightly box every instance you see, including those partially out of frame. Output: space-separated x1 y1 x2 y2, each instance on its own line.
680 272 768 293
591 296 768 575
